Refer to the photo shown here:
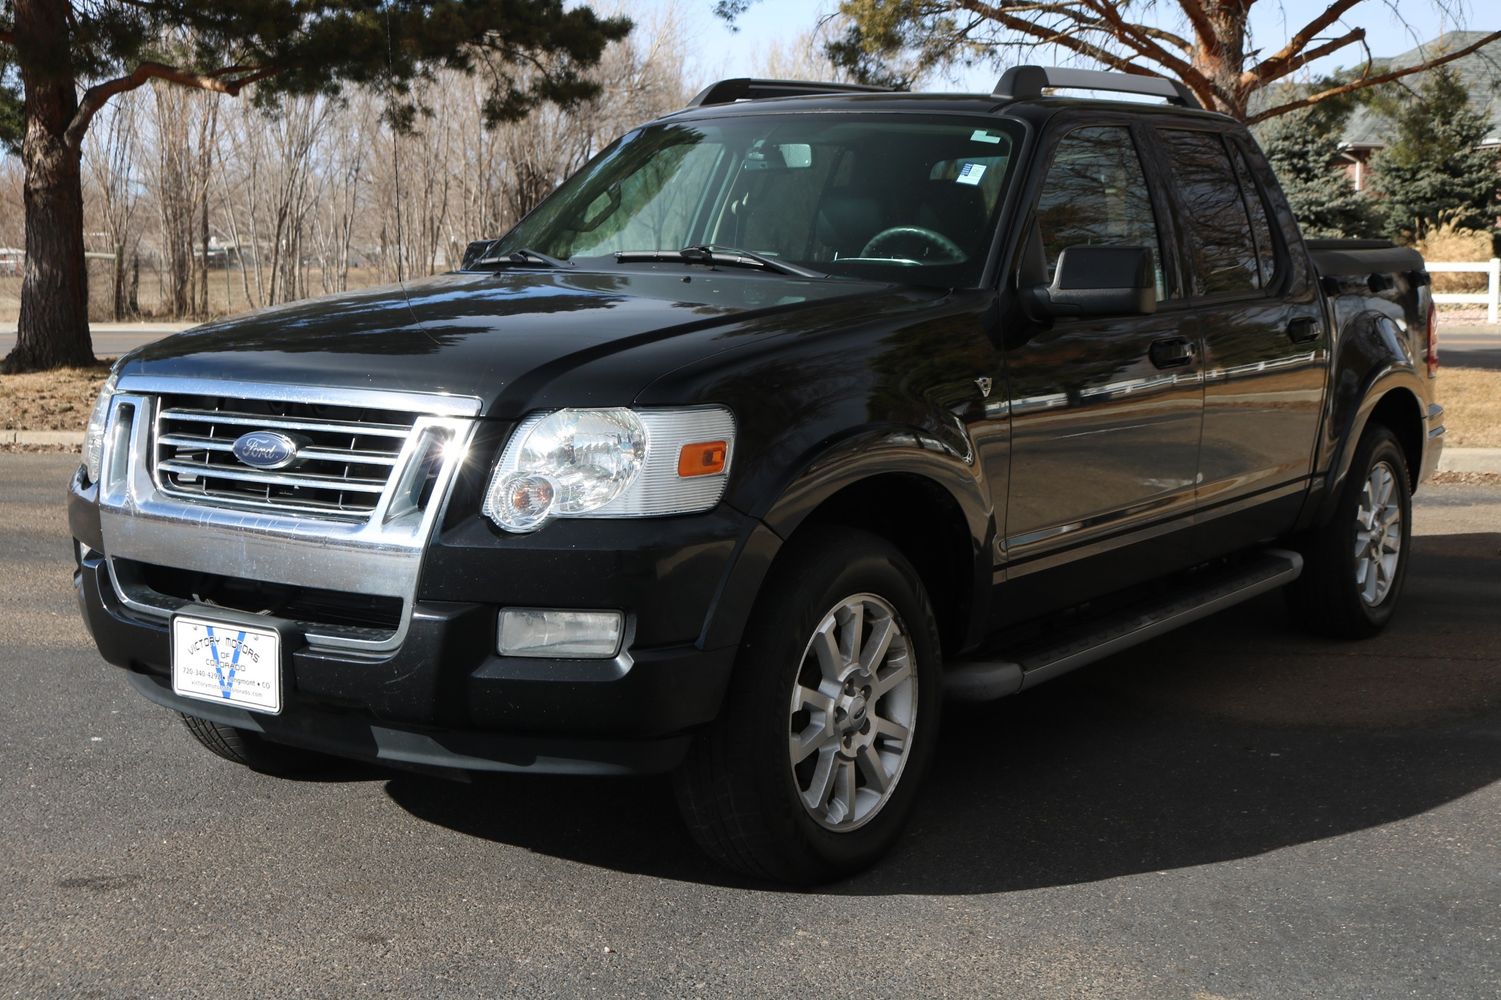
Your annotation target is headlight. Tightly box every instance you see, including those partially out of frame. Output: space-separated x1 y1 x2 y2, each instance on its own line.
83 368 121 484
483 406 735 532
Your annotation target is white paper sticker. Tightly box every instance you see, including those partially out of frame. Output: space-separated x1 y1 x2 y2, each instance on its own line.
970 129 1003 144
956 162 987 186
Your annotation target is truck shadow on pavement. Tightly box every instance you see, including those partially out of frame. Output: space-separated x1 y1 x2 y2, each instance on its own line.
385 531 1501 894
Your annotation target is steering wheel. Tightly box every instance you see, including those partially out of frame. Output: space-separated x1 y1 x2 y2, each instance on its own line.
860 226 966 263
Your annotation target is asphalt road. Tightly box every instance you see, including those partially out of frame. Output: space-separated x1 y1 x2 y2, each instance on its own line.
2 454 1498 999
0 324 192 362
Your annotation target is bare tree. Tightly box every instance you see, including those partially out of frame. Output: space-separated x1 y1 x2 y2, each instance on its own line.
806 1 1501 122
81 92 141 319
2 6 695 324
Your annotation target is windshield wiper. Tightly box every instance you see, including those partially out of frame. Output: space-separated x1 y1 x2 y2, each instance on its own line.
472 246 572 269
614 244 826 279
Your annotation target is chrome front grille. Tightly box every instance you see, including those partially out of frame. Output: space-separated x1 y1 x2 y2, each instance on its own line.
152 393 420 519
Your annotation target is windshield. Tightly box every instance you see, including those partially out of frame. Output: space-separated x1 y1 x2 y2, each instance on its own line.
489 114 1023 286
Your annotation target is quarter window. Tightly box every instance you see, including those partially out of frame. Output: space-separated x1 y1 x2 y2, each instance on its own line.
1035 126 1168 300
1231 143 1279 289
1160 129 1261 297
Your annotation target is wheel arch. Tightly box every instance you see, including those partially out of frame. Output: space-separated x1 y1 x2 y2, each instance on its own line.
752 431 994 658
1315 376 1425 525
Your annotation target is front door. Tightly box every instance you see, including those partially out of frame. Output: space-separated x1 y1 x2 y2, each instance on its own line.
999 124 1204 619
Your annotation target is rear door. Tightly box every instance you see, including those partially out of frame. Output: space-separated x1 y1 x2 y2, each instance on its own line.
1149 126 1326 551
999 122 1204 615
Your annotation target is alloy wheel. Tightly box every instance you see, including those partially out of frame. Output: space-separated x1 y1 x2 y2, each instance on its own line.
1354 460 1403 606
787 593 917 831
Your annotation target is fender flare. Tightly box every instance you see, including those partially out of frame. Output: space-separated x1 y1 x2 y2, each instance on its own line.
697 426 995 652
1314 365 1426 526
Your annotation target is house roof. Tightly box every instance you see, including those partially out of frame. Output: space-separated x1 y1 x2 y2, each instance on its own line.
1341 30 1501 149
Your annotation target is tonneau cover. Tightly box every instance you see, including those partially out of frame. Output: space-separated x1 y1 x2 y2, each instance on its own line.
1307 239 1425 278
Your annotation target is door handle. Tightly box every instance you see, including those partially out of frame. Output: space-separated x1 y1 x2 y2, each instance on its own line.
1287 317 1320 343
1149 337 1195 369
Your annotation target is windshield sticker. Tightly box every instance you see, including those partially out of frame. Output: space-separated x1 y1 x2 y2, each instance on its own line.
956 162 987 186
969 130 1003 144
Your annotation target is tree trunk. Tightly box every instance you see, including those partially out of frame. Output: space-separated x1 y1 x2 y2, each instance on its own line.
112 246 127 321
3 0 94 373
1190 3 1250 120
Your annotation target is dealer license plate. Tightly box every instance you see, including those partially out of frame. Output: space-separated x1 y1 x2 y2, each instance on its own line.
171 614 283 715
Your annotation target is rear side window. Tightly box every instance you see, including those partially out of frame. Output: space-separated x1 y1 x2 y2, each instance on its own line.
1160 129 1260 297
1230 143 1278 289
1034 125 1167 300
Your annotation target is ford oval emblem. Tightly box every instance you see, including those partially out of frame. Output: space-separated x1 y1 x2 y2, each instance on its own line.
232 430 301 470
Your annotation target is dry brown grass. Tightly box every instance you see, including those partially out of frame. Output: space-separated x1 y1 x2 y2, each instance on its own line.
0 266 393 324
1416 211 1496 294
1439 368 1501 447
0 360 115 432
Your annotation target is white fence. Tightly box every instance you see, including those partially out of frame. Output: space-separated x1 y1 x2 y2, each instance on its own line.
1428 258 1501 324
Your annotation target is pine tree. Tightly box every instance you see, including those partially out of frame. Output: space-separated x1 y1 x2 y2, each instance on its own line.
1257 100 1380 239
1370 66 1501 238
0 1 630 373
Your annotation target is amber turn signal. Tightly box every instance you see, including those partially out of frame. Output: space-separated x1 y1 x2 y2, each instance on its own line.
677 440 728 477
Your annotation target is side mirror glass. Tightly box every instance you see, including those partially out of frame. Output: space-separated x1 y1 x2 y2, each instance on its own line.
1026 245 1157 318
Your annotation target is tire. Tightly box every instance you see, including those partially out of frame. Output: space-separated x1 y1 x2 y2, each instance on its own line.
673 527 943 884
1288 424 1412 638
179 713 328 776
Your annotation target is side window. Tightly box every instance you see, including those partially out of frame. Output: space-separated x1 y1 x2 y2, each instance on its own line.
1231 143 1278 289
1034 125 1168 300
1160 129 1261 297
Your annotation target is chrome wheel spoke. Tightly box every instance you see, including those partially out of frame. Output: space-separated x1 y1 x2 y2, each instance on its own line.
858 615 896 673
801 746 838 811
788 592 918 832
811 621 844 683
831 759 857 824
794 683 835 716
1353 460 1403 607
870 654 912 700
874 715 910 744
855 744 890 794
839 602 864 665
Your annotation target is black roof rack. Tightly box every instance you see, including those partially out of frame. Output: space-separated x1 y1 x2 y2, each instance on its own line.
686 78 900 108
993 66 1201 109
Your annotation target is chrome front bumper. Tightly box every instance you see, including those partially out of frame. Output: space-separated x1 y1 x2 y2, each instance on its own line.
81 375 482 655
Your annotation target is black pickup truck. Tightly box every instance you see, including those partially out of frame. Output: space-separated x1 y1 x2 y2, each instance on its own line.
71 67 1443 883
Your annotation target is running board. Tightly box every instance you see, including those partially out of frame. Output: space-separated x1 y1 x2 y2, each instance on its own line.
946 549 1304 702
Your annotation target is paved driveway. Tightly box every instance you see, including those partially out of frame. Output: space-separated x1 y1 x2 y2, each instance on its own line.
2 454 1497 999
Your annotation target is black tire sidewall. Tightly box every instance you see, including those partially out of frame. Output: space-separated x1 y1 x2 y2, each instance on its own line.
1325 428 1413 632
730 529 943 879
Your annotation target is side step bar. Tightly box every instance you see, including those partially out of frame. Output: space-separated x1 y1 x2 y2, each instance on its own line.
946 549 1304 702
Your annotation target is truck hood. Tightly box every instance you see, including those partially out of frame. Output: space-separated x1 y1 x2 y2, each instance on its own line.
125 268 909 416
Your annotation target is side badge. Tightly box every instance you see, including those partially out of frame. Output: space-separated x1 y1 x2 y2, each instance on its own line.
974 376 993 398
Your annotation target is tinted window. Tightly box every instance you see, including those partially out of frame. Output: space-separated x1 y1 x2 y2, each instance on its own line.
1231 143 1278 288
1035 126 1167 299
1161 130 1260 296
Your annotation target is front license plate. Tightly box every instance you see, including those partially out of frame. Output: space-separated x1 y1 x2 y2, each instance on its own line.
171 615 283 715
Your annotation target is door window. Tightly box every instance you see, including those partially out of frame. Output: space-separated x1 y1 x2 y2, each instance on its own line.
1160 130 1261 297
1034 126 1168 300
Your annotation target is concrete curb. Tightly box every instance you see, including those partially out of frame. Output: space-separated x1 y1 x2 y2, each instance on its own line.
4 430 84 446
1439 447 1501 475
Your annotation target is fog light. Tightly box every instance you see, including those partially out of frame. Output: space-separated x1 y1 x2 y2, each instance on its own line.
497 609 624 658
